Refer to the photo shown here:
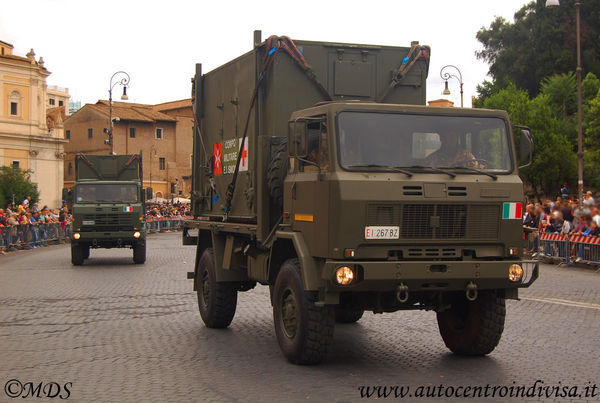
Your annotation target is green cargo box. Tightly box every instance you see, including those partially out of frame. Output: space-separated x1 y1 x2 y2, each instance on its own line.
191 31 430 237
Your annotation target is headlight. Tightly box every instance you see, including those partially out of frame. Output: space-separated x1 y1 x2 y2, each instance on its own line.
133 231 141 239
508 264 524 282
335 266 355 285
73 233 81 240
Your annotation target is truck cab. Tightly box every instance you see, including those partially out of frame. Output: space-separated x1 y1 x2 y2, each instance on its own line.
282 102 536 305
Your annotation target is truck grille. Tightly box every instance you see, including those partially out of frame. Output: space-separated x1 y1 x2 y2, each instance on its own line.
367 204 500 240
80 214 134 232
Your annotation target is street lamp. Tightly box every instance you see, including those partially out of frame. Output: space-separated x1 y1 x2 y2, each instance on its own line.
106 71 130 155
546 0 584 206
440 65 464 107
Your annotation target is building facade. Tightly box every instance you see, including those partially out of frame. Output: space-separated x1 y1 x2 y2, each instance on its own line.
64 99 193 199
0 40 67 208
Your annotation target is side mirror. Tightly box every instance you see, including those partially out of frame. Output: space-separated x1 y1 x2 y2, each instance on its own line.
519 128 533 168
288 120 308 158
62 188 72 203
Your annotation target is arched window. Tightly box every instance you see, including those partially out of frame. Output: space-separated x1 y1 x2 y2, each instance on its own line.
8 90 23 118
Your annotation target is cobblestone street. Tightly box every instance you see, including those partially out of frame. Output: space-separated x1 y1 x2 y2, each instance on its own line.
1 232 599 402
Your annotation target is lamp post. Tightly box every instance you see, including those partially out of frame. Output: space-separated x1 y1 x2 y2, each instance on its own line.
107 71 130 155
440 65 464 107
546 0 584 206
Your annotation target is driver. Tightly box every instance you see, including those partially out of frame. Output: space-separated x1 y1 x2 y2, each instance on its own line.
425 132 485 168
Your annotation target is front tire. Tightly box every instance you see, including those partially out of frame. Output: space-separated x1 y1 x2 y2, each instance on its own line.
196 248 237 328
82 246 90 260
273 258 334 365
133 242 146 264
436 290 505 355
71 244 84 266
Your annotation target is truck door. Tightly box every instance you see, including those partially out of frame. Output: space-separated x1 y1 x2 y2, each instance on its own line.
289 118 329 257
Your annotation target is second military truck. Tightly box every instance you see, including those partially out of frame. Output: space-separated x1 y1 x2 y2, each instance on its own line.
183 32 538 364
66 153 149 265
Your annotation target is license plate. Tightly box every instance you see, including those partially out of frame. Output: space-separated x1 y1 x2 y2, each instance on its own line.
82 220 95 225
365 226 399 240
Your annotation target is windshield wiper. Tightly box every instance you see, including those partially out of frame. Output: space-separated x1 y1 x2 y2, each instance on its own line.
440 166 498 180
347 165 413 177
403 165 456 178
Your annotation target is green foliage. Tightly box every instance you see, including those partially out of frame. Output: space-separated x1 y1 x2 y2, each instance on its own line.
473 80 502 108
0 166 39 208
540 72 576 119
582 72 600 103
482 85 576 196
584 88 600 190
476 0 600 97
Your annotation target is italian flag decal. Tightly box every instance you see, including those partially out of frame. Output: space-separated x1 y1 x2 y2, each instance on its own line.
502 202 522 219
124 206 133 212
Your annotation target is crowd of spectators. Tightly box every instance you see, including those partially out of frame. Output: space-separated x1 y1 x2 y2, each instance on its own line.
523 188 599 261
145 202 191 220
0 196 71 254
0 197 192 255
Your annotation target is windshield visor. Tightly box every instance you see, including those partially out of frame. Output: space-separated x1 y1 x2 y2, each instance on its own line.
337 112 512 173
75 184 139 203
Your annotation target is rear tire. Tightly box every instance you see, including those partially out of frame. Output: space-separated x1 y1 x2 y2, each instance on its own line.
71 244 84 266
436 290 505 355
133 242 146 264
196 248 237 328
334 306 364 323
273 258 335 365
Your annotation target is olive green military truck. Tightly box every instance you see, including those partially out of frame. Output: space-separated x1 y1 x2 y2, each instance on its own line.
65 154 150 265
183 31 538 364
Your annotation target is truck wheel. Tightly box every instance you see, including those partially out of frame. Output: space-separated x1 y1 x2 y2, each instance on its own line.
82 246 90 260
436 290 505 355
71 244 84 266
133 242 146 264
334 306 364 323
273 258 334 365
267 140 289 208
196 248 237 328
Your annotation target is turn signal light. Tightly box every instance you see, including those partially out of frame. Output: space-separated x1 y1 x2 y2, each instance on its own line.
508 264 524 282
335 266 354 285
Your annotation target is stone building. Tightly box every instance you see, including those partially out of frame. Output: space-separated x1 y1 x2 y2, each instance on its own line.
64 99 193 198
0 40 67 208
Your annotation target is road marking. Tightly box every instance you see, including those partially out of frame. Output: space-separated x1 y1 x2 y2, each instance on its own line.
521 296 600 311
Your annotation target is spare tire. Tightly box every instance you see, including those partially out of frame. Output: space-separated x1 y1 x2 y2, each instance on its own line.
267 139 289 208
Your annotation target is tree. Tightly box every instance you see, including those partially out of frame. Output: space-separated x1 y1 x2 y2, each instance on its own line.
476 0 600 97
582 72 600 103
540 72 576 119
584 88 600 190
0 166 39 209
482 84 577 197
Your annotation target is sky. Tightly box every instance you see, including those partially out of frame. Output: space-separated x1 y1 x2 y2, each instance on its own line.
1 0 533 109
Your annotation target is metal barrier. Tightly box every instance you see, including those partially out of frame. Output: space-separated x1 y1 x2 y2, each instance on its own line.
536 232 600 268
145 217 188 233
536 232 570 264
568 234 600 267
0 222 68 251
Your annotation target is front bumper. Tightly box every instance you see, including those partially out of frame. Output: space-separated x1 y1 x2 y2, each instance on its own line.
323 259 538 292
71 230 145 248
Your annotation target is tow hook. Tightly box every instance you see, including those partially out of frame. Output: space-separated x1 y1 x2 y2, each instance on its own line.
466 281 478 301
396 283 409 303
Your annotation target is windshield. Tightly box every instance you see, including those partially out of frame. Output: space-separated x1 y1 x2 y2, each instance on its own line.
75 184 139 203
337 112 512 173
